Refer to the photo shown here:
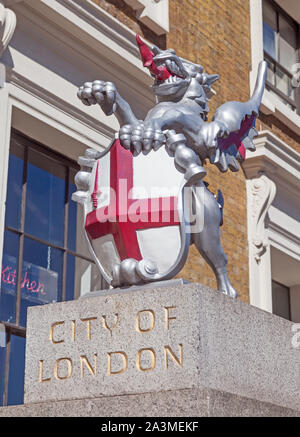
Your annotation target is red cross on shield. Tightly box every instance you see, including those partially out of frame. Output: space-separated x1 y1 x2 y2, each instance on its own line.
84 139 186 284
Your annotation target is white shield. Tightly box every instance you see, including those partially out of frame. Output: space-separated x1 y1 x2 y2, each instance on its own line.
78 138 190 285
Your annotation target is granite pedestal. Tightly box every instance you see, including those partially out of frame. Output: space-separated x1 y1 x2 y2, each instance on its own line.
0 283 299 417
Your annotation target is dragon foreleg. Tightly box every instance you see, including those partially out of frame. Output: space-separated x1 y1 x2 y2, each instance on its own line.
165 130 206 184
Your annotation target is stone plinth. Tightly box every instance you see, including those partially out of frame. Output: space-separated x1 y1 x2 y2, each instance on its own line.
2 283 299 416
1 387 299 417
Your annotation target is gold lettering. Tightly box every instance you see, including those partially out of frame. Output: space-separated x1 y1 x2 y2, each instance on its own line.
49 321 65 344
81 317 97 340
164 306 177 330
39 360 51 383
107 351 128 375
136 310 155 333
54 358 73 380
136 348 156 372
80 354 97 377
164 344 183 368
71 320 76 342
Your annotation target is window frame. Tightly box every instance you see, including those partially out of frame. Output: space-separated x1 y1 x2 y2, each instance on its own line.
0 129 98 406
263 0 300 113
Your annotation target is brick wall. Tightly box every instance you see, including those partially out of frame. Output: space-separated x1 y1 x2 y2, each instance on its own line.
167 0 252 302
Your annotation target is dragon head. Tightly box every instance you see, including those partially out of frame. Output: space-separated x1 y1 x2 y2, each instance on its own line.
136 35 219 117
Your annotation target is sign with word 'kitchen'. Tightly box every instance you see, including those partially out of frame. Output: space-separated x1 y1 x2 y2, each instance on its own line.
1 254 58 305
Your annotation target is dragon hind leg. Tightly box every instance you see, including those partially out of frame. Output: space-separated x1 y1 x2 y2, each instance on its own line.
190 183 238 299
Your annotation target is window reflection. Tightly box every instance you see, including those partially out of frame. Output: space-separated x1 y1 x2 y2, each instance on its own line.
262 0 277 59
263 22 276 59
25 149 66 246
7 335 26 406
0 324 6 406
20 238 63 326
5 141 24 231
262 0 298 111
0 231 19 324
279 14 297 71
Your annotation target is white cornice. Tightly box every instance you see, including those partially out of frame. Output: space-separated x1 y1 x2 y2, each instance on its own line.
243 130 300 188
268 210 300 258
5 0 155 143
124 0 169 35
9 70 115 142
10 0 153 97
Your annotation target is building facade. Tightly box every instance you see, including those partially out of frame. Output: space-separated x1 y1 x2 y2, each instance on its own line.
0 0 299 406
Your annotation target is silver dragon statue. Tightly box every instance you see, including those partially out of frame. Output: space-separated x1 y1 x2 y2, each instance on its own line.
76 35 267 298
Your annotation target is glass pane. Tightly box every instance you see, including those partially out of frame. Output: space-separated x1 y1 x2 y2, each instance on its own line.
266 57 275 85
0 230 19 324
25 148 66 246
263 23 277 59
66 253 75 301
272 281 291 320
5 141 24 230
279 15 297 71
263 0 277 59
7 335 26 406
276 68 295 100
66 254 101 300
20 237 63 326
0 324 7 406
263 0 277 30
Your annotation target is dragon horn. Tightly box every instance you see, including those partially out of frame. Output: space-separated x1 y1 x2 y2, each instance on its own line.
205 74 219 86
136 34 154 67
136 34 171 81
152 45 163 55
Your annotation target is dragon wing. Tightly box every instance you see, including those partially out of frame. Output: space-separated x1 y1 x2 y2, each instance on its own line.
210 61 267 173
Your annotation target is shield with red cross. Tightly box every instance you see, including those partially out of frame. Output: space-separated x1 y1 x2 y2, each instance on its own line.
84 138 188 285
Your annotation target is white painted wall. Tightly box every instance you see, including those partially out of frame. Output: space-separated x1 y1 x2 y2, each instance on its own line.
246 0 300 317
243 131 300 317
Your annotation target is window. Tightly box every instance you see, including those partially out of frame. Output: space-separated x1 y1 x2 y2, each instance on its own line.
272 280 291 320
263 0 299 112
0 130 103 406
271 245 300 322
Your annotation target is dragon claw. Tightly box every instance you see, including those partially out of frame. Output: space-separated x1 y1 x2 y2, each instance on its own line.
119 122 165 156
77 80 118 116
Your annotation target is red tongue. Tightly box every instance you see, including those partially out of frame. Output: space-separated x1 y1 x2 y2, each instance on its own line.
136 34 153 67
136 34 171 81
